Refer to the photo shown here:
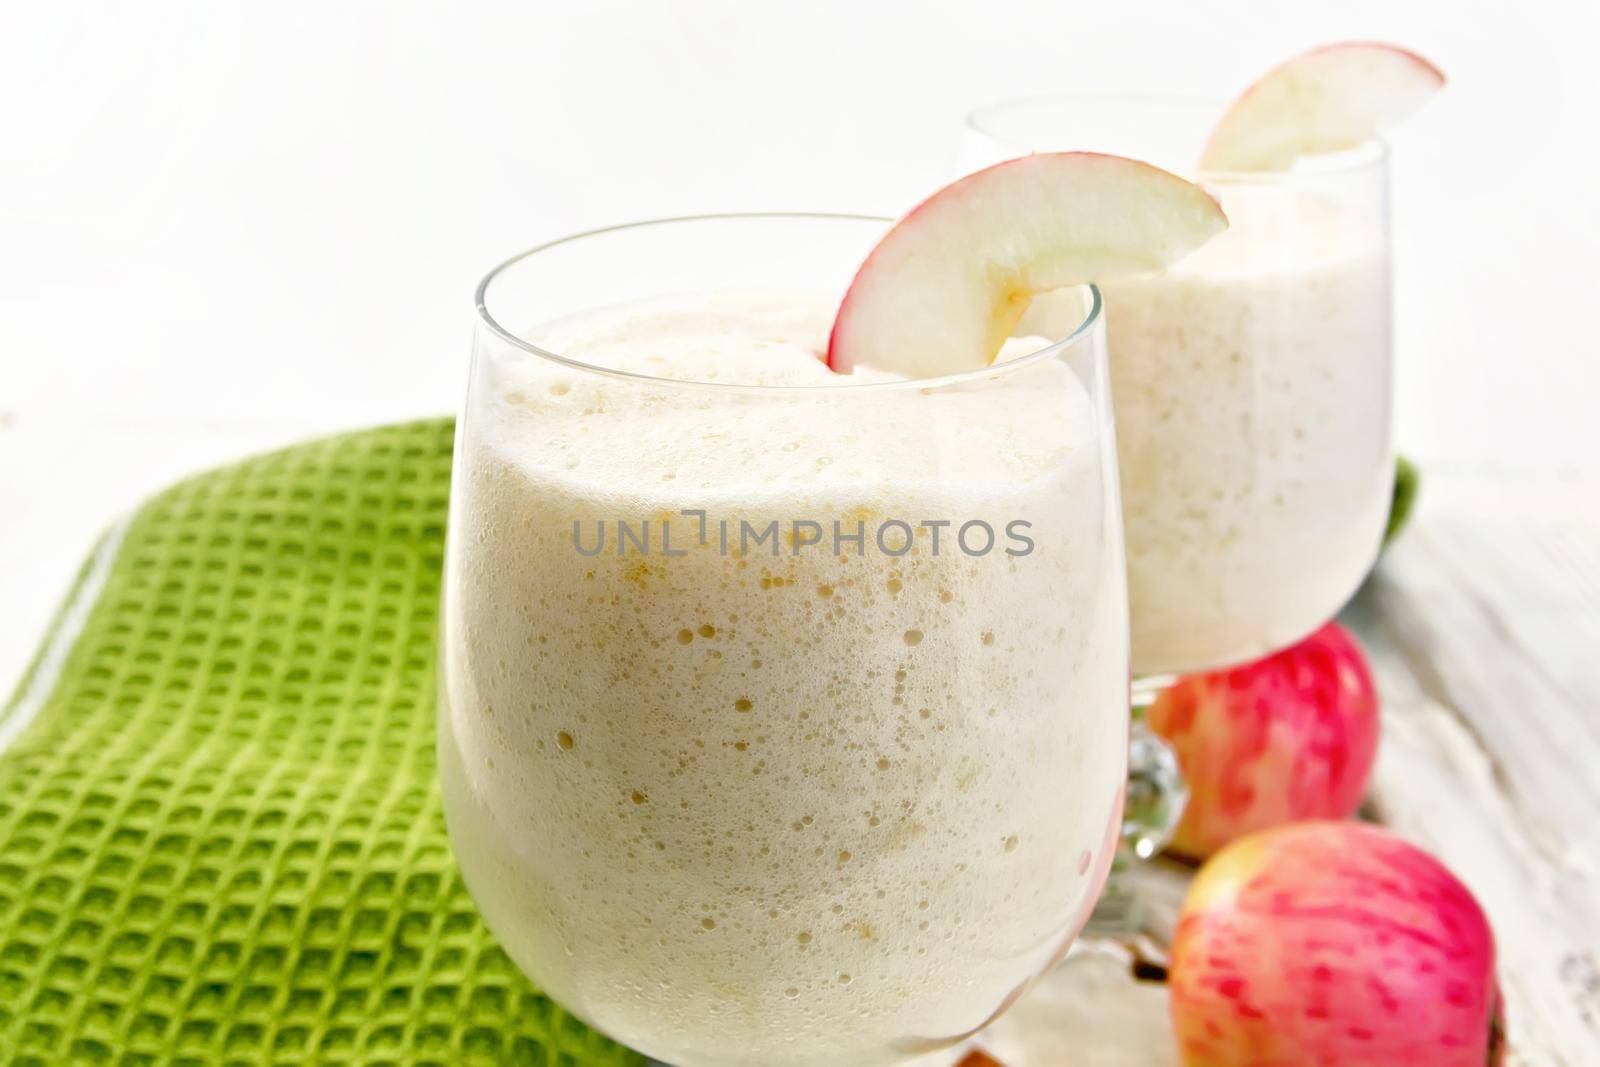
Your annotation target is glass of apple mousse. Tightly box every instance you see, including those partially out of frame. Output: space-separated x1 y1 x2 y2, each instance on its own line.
958 41 1444 926
439 214 1132 1067
960 93 1397 681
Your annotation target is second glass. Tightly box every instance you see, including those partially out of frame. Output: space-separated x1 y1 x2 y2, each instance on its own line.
962 95 1395 679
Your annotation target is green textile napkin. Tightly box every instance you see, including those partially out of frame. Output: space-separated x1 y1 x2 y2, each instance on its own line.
0 419 643 1067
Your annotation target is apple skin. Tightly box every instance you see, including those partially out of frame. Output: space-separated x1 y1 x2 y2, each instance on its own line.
1169 822 1503 1067
1148 621 1379 860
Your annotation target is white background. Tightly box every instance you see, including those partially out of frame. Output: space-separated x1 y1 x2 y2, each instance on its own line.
3 0 1598 689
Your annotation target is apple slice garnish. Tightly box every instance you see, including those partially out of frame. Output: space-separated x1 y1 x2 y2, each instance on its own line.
1200 41 1445 173
826 152 1227 378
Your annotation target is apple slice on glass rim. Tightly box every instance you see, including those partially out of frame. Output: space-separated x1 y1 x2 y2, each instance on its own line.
826 152 1228 379
1201 41 1446 173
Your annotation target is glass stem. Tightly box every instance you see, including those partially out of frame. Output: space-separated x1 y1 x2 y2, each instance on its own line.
1082 680 1188 939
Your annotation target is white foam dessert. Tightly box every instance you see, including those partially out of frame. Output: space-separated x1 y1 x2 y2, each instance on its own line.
1103 190 1392 674
438 291 1128 1066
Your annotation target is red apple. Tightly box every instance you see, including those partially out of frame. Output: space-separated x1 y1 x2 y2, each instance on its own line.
1201 42 1445 173
1148 621 1379 860
827 152 1227 377
1170 822 1503 1067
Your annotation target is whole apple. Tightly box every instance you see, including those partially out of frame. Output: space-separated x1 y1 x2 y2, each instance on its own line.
1148 621 1379 859
1170 821 1503 1067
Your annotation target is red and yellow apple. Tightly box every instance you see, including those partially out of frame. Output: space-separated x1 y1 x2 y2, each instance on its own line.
827 152 1227 378
1170 821 1503 1067
1148 621 1379 860
1202 42 1446 173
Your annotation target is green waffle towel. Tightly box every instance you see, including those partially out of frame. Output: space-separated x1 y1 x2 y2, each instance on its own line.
0 419 644 1067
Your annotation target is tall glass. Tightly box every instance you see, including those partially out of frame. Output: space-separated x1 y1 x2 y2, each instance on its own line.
960 96 1395 680
438 215 1130 1066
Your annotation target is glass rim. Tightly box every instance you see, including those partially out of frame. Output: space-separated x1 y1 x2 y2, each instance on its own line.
474 212 1105 396
963 91 1390 185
